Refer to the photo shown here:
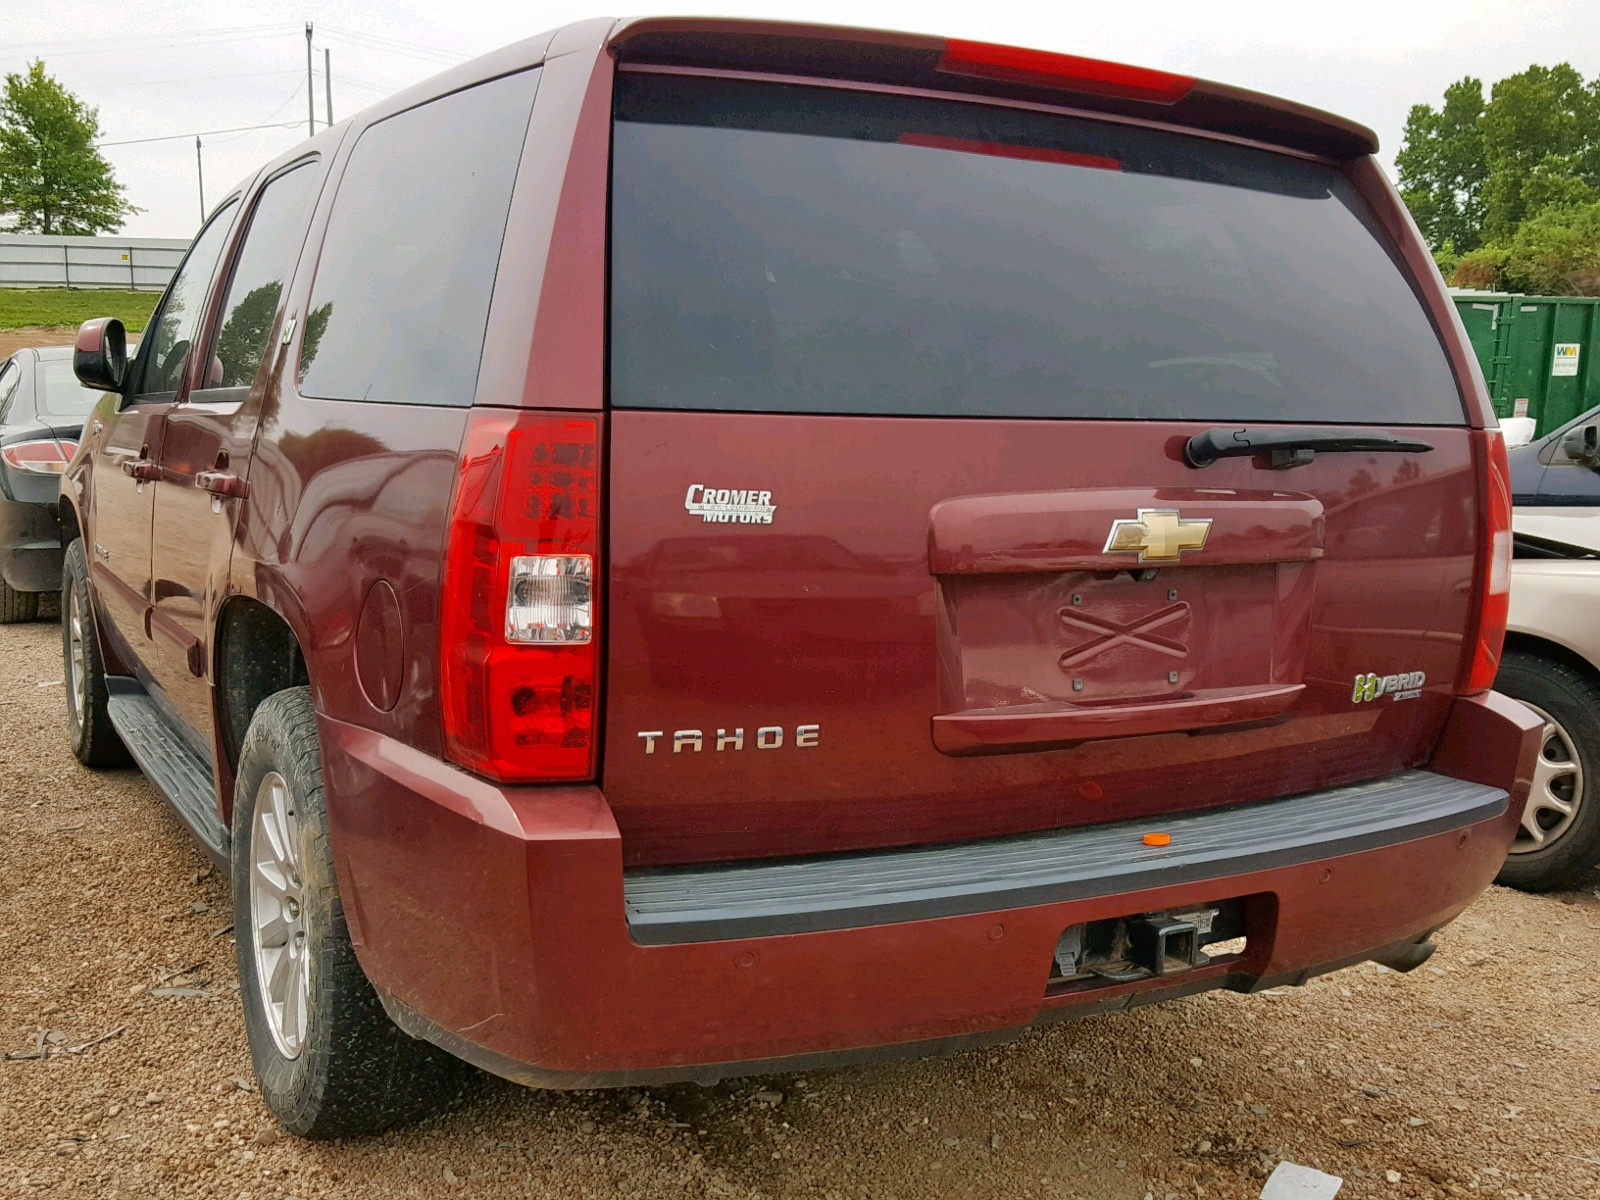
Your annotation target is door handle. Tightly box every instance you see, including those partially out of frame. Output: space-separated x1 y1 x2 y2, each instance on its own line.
120 458 161 482
195 469 250 499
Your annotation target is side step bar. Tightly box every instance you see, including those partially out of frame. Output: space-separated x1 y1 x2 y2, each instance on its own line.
623 770 1508 945
106 677 228 866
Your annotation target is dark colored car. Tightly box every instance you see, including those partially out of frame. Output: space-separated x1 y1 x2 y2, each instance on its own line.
1508 402 1600 507
0 345 95 622
62 18 1539 1139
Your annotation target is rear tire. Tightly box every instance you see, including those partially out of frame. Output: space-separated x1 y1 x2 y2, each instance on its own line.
1494 651 1600 892
61 540 129 768
0 576 38 623
232 686 473 1138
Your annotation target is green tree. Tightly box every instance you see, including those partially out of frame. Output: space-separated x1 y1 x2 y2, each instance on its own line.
1501 200 1600 295
1399 64 1600 257
214 282 282 387
1397 77 1487 252
1479 64 1600 240
0 61 136 234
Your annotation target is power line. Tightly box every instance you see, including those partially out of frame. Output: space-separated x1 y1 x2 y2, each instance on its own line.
332 73 402 97
319 25 469 67
200 80 308 145
97 120 304 149
320 25 468 60
90 68 301 91
0 22 290 53
0 24 297 57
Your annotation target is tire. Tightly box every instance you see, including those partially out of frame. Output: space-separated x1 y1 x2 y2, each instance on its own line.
231 686 472 1138
61 539 129 768
1494 651 1600 892
0 575 38 623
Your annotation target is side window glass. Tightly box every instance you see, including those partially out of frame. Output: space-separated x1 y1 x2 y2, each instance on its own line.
129 201 238 401
199 163 320 396
0 360 19 423
297 68 539 407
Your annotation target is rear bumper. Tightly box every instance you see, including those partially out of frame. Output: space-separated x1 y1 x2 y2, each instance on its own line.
0 496 62 593
319 691 1540 1088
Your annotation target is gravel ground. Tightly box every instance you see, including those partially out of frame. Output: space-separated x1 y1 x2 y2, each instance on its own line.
0 327 76 357
2 617 1598 1200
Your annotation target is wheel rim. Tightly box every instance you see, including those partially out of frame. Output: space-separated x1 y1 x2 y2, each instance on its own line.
67 583 87 731
249 770 310 1059
1509 701 1583 855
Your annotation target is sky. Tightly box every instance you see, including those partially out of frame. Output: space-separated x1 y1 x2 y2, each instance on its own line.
4 0 1598 238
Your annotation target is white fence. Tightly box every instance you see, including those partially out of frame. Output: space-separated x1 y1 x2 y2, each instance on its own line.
0 234 189 291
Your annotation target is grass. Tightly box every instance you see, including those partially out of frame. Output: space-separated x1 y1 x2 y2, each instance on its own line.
0 288 160 332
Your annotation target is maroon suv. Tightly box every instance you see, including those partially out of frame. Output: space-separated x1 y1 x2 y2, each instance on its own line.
63 18 1539 1137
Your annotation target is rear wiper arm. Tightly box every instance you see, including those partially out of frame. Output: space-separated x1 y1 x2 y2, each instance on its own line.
1184 426 1435 470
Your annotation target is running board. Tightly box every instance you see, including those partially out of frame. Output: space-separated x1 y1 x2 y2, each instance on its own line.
106 677 228 866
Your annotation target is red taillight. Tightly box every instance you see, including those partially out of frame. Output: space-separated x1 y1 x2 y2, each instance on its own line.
2 439 76 475
1463 429 1512 695
938 40 1195 104
440 410 600 783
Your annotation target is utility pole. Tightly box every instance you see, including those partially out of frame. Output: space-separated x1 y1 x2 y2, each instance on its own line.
305 23 316 138
324 47 333 126
196 136 205 224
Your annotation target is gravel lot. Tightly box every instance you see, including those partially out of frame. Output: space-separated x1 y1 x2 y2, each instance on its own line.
3 615 1598 1200
0 327 75 357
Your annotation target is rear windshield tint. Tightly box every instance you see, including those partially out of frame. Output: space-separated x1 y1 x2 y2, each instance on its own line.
610 76 1464 425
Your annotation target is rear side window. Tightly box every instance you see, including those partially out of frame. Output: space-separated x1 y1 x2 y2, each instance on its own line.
205 161 320 393
611 76 1464 425
297 69 540 407
0 360 19 423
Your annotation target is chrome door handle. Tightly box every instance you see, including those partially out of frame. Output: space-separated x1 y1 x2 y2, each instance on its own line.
195 469 250 499
120 458 161 481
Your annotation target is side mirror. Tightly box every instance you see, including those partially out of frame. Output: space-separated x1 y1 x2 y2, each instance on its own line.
73 317 128 393
1560 423 1600 466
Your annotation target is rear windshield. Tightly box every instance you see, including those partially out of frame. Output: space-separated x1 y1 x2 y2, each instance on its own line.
38 359 101 419
610 76 1464 425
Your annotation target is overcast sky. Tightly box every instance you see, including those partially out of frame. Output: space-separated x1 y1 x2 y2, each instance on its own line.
5 0 1598 238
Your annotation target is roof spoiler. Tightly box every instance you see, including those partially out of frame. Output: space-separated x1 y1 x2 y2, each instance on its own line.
607 18 1378 161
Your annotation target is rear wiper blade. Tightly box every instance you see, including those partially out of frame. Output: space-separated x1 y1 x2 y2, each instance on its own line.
1184 426 1435 470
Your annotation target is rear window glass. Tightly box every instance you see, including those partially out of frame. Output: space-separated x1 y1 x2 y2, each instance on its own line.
297 69 539 407
38 360 101 419
610 76 1464 425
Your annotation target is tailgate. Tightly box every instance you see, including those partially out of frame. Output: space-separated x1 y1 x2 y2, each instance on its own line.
600 73 1475 866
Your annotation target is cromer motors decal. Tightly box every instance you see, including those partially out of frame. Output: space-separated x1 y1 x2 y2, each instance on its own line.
684 484 776 524
1352 671 1425 703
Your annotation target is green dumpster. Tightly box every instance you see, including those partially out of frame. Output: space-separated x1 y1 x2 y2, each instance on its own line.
1452 292 1600 435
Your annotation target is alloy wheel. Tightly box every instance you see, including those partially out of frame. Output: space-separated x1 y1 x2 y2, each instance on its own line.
1509 701 1583 855
249 770 310 1058
67 584 88 733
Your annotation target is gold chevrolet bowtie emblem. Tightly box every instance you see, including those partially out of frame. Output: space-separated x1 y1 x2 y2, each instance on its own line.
1103 509 1212 563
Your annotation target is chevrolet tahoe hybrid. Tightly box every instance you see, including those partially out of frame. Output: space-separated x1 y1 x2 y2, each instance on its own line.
62 18 1540 1137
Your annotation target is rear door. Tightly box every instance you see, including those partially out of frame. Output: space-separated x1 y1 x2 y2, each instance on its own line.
603 75 1477 866
148 159 323 743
